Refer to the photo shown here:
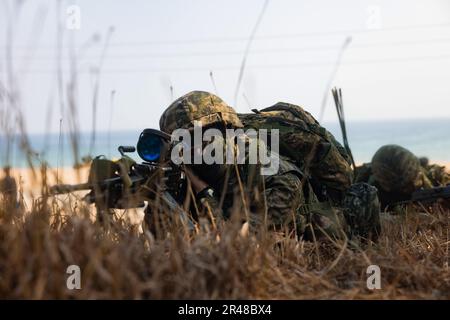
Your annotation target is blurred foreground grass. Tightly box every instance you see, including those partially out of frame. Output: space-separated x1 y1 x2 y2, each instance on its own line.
0 183 449 299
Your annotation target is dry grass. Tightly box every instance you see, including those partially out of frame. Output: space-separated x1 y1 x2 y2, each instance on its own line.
0 189 449 299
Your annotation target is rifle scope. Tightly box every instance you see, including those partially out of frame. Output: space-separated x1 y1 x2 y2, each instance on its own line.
137 129 171 163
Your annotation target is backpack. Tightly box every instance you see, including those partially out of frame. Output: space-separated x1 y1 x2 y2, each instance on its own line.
238 102 353 203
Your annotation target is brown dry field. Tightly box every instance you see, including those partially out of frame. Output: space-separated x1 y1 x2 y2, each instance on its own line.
0 164 449 299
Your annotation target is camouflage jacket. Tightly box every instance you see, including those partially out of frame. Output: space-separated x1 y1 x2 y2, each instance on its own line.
191 129 352 239
238 102 353 205
193 150 310 228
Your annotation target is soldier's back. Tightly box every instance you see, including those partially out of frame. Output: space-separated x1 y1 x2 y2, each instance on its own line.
238 101 353 204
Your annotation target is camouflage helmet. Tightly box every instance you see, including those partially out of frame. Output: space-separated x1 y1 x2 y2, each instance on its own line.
159 91 243 133
371 144 423 193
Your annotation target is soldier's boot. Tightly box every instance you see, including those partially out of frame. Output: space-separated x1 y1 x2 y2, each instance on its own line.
342 182 381 241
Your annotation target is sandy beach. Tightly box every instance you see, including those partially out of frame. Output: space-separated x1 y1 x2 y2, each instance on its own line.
6 166 90 206
10 166 89 191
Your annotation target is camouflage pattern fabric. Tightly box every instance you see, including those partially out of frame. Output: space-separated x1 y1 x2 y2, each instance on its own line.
423 164 450 186
238 102 353 204
302 201 349 241
371 144 432 194
88 156 121 184
197 152 353 240
159 91 243 134
88 155 136 186
192 137 308 230
342 183 381 241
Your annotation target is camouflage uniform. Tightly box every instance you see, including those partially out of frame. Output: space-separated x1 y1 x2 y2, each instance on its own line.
355 144 450 207
238 102 353 205
423 163 450 187
160 91 380 240
417 156 450 186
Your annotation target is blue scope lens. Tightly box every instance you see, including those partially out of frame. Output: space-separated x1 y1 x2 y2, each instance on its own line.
137 129 170 162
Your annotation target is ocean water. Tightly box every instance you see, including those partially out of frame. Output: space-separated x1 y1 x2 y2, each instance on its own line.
1 119 449 168
326 118 450 164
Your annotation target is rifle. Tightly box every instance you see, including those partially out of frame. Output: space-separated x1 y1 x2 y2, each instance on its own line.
410 185 450 204
385 184 450 209
50 129 194 229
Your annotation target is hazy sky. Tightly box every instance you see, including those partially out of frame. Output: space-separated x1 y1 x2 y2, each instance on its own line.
1 0 450 134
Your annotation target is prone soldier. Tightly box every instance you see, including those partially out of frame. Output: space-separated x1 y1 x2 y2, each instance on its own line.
355 144 450 208
157 91 381 241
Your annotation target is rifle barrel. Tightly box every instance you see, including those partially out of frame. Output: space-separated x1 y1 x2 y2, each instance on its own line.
411 185 450 202
50 183 92 195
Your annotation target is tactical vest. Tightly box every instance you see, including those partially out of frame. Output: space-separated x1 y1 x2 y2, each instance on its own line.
238 102 353 203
